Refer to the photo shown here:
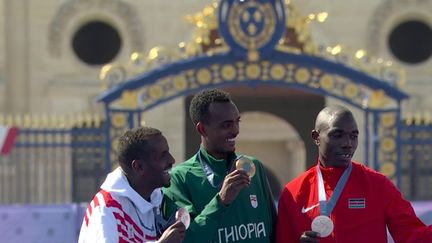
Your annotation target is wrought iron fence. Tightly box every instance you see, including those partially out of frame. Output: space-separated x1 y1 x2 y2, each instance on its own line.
400 118 432 200
1 113 431 203
0 114 105 204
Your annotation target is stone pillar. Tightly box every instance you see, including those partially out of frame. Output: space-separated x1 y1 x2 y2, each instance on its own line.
4 0 30 113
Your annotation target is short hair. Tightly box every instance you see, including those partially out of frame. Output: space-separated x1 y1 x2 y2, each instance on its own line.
314 105 354 131
189 88 231 125
117 127 162 171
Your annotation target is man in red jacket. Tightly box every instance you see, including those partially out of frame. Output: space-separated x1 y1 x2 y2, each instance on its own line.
276 105 432 243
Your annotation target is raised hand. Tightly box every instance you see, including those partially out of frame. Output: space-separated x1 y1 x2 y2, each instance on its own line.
218 169 250 206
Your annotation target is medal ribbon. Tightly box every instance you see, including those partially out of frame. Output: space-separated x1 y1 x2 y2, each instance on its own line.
154 207 176 237
129 199 175 237
197 148 236 188
197 150 222 188
316 162 352 216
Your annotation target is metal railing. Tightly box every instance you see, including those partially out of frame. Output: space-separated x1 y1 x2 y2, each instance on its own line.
400 118 432 200
0 114 105 204
1 113 432 203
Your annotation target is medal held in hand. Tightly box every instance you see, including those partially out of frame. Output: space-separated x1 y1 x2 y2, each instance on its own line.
311 215 334 238
175 207 190 229
235 156 256 178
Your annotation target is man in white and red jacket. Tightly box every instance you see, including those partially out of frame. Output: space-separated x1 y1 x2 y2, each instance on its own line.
78 127 185 243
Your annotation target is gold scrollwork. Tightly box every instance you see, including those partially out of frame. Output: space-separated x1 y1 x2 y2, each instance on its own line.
99 64 127 90
368 90 388 108
119 91 138 109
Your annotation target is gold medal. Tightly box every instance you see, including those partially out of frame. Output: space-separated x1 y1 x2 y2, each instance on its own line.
235 156 256 178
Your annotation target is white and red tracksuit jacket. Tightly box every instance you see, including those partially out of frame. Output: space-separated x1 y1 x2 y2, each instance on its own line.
78 167 163 243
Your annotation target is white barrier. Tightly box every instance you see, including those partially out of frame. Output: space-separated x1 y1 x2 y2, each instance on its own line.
0 204 85 243
0 202 430 242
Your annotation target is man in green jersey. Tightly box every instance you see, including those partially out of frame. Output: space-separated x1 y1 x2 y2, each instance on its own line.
163 88 277 243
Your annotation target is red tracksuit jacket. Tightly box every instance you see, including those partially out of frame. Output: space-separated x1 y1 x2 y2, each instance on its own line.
276 161 432 243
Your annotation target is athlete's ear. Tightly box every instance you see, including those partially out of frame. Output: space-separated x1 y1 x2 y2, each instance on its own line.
131 159 145 174
311 130 320 146
196 122 206 136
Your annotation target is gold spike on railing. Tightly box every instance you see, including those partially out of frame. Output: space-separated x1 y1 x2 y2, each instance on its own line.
58 114 66 129
414 112 422 126
66 114 75 128
14 114 23 127
76 114 84 128
50 114 58 129
31 114 40 128
404 112 413 125
85 113 93 127
0 113 105 129
424 111 431 125
41 114 49 128
93 114 102 127
403 111 432 126
24 114 32 128
6 114 14 126
140 113 146 127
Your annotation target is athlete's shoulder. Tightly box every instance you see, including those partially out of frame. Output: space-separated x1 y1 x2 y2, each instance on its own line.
351 161 395 189
171 155 200 173
169 155 205 186
96 189 124 208
352 161 388 179
285 165 316 190
82 190 122 229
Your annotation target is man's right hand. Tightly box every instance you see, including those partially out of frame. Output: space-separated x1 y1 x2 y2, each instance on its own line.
157 220 186 243
300 231 320 243
218 169 250 206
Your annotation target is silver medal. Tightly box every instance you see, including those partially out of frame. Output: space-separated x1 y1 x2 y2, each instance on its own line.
311 215 334 238
175 207 190 229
